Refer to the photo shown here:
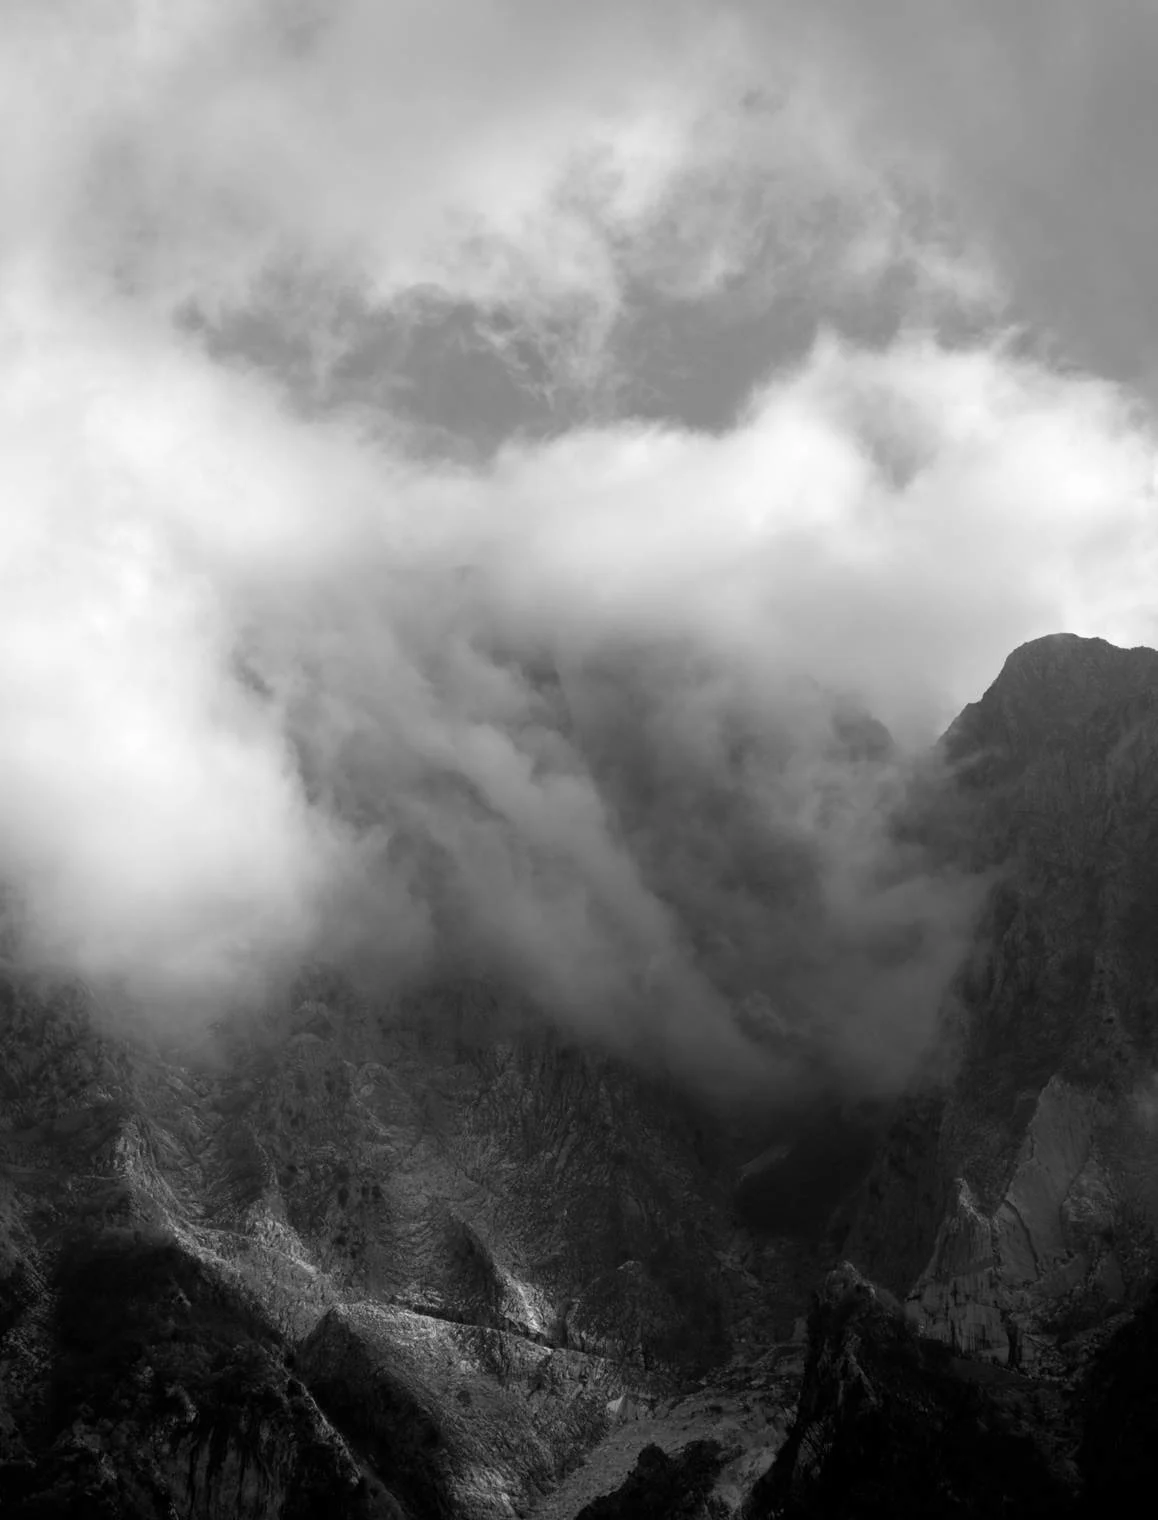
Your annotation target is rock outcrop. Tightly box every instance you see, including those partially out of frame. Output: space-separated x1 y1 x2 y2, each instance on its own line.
744 1262 1078 1518
571 1439 730 1520
739 1257 1158 1518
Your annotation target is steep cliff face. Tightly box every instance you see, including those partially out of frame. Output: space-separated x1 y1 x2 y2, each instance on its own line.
848 634 1158 1369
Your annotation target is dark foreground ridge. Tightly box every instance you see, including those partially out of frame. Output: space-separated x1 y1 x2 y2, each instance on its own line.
746 1262 1076 1519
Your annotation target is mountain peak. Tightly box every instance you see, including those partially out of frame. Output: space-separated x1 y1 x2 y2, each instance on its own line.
943 632 1158 767
995 631 1157 692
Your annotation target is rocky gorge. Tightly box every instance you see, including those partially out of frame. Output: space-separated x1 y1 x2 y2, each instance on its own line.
2 631 1158 1516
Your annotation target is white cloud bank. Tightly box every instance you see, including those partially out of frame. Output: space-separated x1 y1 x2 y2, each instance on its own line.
1 1 1156 1096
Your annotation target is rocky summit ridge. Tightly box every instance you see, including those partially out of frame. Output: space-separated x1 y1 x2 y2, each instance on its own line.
2 631 1158 1516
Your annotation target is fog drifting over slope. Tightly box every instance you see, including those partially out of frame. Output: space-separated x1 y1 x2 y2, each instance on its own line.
2 1 1157 1096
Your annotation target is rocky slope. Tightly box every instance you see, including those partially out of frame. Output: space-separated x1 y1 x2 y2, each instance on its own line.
0 966 805 1517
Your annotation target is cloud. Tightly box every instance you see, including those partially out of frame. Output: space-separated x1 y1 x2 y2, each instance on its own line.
0 2 741 312
1 1 1157 1100
0 0 998 410
777 0 1158 386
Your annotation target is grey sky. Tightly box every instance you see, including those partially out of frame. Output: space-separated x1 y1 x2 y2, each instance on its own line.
184 0 1158 435
783 0 1158 385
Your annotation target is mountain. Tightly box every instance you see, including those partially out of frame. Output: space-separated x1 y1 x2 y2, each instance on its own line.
847 632 1158 1368
2 632 1158 1516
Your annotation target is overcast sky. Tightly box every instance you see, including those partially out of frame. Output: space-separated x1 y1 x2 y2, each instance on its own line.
2 0 1157 1090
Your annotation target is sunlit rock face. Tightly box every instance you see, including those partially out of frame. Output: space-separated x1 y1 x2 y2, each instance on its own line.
847 634 1158 1370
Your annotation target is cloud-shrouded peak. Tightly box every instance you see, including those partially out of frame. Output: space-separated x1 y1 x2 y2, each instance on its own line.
2 1 1157 1098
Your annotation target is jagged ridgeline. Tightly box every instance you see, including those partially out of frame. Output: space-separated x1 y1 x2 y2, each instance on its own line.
2 635 1158 1516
